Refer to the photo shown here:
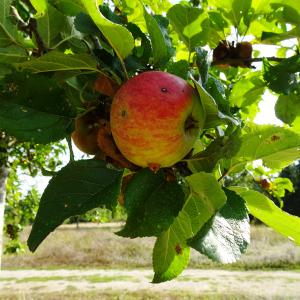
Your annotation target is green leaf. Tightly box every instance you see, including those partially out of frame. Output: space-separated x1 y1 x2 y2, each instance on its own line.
237 189 300 245
208 0 251 26
37 4 66 48
166 60 189 79
167 4 205 51
28 159 123 252
275 92 300 125
263 55 300 94
195 47 209 86
143 9 172 67
117 169 185 238
29 0 47 18
80 0 134 59
229 71 266 108
272 177 294 198
192 78 239 129
0 46 27 63
153 172 227 283
270 1 300 25
74 13 100 35
228 124 300 170
49 0 85 16
261 26 300 43
188 133 242 173
189 189 250 264
206 75 230 115
0 73 74 143
15 51 100 74
0 0 22 47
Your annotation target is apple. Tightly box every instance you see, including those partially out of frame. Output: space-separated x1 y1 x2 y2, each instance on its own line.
110 71 204 169
71 112 100 155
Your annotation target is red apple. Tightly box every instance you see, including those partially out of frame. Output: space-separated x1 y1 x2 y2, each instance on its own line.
110 71 204 169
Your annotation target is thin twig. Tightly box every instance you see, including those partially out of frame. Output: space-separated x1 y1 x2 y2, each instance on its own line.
66 135 75 162
28 18 48 55
218 169 230 182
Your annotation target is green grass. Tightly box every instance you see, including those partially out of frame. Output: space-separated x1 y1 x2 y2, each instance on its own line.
3 224 300 271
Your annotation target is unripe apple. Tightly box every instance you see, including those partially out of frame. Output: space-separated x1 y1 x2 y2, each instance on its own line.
110 71 204 169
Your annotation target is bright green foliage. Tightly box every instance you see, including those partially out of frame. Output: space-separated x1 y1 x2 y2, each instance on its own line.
229 71 266 109
275 93 300 125
237 189 300 245
0 0 300 283
80 0 134 60
152 172 226 282
29 0 47 18
228 125 300 170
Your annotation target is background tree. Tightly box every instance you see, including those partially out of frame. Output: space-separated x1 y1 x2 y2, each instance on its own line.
0 0 300 281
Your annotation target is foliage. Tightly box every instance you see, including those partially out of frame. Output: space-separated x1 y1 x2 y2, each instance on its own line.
4 168 40 253
0 0 300 282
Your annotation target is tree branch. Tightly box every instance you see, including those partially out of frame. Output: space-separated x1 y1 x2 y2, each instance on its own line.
28 18 48 56
212 56 285 67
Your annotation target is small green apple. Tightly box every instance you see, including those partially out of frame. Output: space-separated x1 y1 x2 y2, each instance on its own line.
110 71 204 169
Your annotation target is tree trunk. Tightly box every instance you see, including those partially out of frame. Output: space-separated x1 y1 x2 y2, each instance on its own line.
0 164 9 269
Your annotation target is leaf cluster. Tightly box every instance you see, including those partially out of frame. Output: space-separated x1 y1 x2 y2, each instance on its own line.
0 0 299 282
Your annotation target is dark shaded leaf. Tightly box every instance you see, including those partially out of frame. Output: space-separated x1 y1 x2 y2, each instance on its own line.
189 189 250 263
263 55 300 94
117 169 185 238
74 13 100 35
28 159 123 251
0 73 75 143
195 47 209 86
144 9 173 67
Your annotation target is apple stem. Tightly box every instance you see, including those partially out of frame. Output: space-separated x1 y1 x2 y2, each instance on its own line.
148 163 161 173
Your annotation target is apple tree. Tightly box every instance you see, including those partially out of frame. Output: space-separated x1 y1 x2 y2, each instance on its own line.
0 0 300 281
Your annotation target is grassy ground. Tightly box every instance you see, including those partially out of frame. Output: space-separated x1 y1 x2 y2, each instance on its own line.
2 224 300 299
3 223 300 270
0 291 257 300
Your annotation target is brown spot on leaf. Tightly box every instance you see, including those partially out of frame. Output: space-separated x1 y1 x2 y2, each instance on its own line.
175 243 183 255
271 135 280 142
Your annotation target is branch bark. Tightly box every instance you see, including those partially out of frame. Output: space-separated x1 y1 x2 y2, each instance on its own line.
212 56 284 67
0 164 9 270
